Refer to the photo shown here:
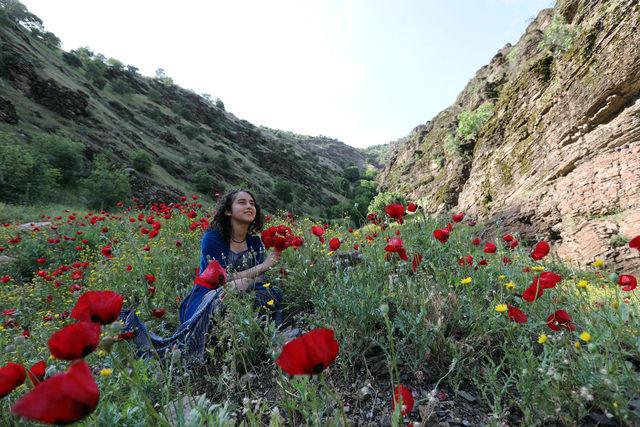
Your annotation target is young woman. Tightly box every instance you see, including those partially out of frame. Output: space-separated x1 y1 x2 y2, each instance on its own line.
180 189 283 324
119 189 284 365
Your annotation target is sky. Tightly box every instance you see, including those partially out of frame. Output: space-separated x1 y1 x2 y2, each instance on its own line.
21 0 554 148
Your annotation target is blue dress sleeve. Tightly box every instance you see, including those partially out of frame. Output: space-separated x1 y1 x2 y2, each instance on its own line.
200 230 228 272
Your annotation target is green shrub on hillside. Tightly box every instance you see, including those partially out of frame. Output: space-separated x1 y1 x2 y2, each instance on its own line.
540 14 577 53
274 180 294 204
81 155 131 209
0 142 61 203
110 78 134 95
192 168 215 194
130 149 153 173
457 102 493 141
31 132 85 186
444 133 462 157
342 165 360 182
367 191 405 218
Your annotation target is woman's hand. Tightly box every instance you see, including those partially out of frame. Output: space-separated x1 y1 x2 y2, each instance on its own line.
262 251 281 271
228 278 252 292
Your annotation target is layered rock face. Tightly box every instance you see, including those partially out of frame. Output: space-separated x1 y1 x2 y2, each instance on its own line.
378 0 640 273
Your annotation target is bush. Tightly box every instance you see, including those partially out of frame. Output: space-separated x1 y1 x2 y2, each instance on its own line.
215 98 225 110
92 77 107 90
457 102 493 141
130 150 153 173
211 155 230 171
540 14 576 53
367 191 405 218
342 165 360 182
110 79 133 95
192 168 214 193
61 52 82 67
81 155 131 209
31 132 84 186
274 180 293 204
443 133 462 157
0 133 62 204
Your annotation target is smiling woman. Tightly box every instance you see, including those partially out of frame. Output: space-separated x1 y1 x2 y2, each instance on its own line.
118 189 284 365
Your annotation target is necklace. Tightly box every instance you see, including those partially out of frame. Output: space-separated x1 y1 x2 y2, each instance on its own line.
231 236 246 243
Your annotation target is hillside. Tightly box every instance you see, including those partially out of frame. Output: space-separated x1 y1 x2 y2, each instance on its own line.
0 2 377 217
377 0 640 274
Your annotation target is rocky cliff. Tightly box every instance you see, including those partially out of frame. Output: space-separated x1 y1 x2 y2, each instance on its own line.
378 0 640 273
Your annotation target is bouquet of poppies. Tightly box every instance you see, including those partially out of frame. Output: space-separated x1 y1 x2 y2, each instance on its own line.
261 225 304 252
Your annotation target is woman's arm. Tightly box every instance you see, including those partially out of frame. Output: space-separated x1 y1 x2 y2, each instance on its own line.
227 251 280 283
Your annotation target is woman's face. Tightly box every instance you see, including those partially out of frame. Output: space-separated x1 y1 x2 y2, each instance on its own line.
226 191 256 224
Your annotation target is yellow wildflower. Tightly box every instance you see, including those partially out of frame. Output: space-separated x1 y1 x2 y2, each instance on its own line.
592 258 604 268
99 368 113 377
97 350 106 357
579 331 591 342
497 274 506 281
327 251 334 256
505 281 515 290
574 341 581 349
48 354 56 361
263 283 271 288
577 280 588 289
537 334 548 344
266 299 275 306
531 266 545 272
495 304 507 313
460 277 472 285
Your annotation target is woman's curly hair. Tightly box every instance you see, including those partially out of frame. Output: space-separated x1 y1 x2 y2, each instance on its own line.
209 189 264 245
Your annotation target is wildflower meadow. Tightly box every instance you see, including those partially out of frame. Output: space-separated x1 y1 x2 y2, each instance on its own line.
0 198 639 426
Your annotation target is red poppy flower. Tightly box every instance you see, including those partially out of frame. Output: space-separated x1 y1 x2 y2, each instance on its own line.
27 360 46 385
70 290 124 325
478 259 488 266
329 238 341 251
194 260 227 289
311 225 324 237
458 255 473 267
275 328 339 375
1 275 10 283
502 234 514 242
539 272 562 289
433 228 450 243
452 212 465 223
471 237 481 245
546 309 575 331
385 238 408 261
187 210 197 219
125 265 132 271
385 203 405 221
392 385 414 416
0 362 25 398
11 360 99 425
48 321 101 360
406 203 417 213
618 274 637 291
502 256 512 264
151 308 166 318
507 306 528 323
630 236 640 252
411 253 423 272
353 243 359 250
484 242 497 253
510 239 519 249
36 258 46 264
145 274 156 284
531 240 550 260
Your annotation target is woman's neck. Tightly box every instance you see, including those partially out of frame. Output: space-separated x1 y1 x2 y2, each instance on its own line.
230 220 249 242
